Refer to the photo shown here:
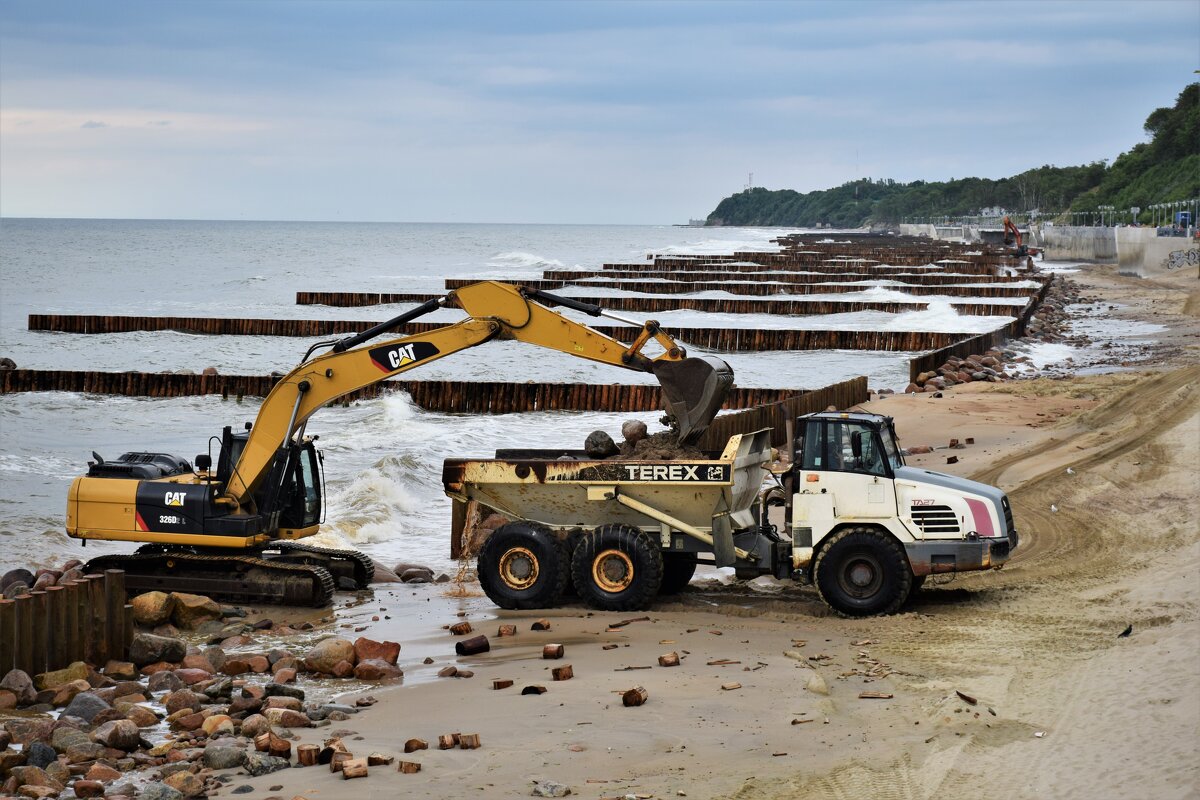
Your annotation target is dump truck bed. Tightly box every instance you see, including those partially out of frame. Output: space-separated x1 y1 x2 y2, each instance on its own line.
443 430 773 557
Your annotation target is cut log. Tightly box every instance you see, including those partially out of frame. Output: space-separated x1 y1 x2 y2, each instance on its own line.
437 734 457 750
254 733 271 752
492 679 514 690
268 732 292 760
297 744 320 766
531 619 551 631
341 758 368 779
459 733 481 750
551 665 573 681
658 652 680 667
497 624 517 637
403 738 428 753
449 621 473 636
456 634 490 655
542 644 565 659
398 760 422 774
622 686 648 707
721 682 742 691
329 751 353 773
367 753 394 766
521 685 547 695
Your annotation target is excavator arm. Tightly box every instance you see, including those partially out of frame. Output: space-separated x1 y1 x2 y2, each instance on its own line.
224 281 733 509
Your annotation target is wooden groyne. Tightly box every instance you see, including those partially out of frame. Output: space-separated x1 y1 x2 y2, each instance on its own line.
295 291 1024 317
0 570 131 677
697 376 869 450
441 277 1039 299
1 369 816 413
542 269 1036 285
28 314 998 354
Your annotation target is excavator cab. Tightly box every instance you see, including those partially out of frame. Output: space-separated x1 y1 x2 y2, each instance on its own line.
215 425 323 533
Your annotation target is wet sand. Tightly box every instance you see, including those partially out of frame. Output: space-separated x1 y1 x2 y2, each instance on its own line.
225 261 1200 800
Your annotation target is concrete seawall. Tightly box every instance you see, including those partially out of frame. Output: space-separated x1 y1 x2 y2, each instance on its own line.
1034 225 1117 263
1115 227 1199 277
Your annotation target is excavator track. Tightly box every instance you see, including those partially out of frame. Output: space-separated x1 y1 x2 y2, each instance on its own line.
85 552 335 607
265 541 375 589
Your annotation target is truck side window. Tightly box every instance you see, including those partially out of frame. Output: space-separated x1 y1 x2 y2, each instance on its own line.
801 421 825 470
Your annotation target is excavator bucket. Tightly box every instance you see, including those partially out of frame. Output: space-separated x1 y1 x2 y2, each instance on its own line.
651 355 735 445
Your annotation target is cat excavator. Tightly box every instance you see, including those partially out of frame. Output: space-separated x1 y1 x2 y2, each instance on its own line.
68 281 734 606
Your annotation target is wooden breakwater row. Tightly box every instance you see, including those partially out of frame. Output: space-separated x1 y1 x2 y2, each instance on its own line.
294 291 1025 318
697 376 869 450
441 277 1039 299
543 269 1037 285
906 276 1055 382
603 259 1002 275
27 315 976 353
0 369 814 413
0 570 131 678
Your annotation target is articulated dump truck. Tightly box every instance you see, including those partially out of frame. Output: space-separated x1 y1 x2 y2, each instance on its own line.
444 412 1019 616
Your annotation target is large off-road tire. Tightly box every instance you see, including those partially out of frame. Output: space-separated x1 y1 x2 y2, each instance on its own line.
910 574 927 592
658 552 698 595
571 524 662 612
477 521 569 610
813 527 912 617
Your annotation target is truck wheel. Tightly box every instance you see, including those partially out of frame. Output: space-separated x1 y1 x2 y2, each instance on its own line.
658 553 697 595
571 524 662 612
477 522 569 610
910 574 926 592
813 527 912 617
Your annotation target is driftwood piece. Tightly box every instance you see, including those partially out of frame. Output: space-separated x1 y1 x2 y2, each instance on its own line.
456 634 490 655
622 686 648 707
367 753 394 766
658 652 680 667
329 751 353 773
521 685 547 695
449 621 473 636
459 733 481 750
268 732 292 760
297 744 320 766
341 758 368 779
398 760 422 774
404 738 428 753
497 624 517 637
542 643 565 659
531 619 551 631
254 732 271 752
438 734 457 750
552 665 573 681
492 679 514 690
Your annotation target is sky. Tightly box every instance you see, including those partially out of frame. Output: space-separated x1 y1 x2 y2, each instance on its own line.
0 0 1196 224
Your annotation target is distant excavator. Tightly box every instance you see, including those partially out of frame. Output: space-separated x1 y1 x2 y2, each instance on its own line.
68 281 734 606
1002 216 1039 258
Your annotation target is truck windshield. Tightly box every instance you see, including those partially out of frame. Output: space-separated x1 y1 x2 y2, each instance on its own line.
879 425 904 471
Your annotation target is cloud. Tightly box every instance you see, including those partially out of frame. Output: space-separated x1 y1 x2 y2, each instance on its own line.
80 120 107 129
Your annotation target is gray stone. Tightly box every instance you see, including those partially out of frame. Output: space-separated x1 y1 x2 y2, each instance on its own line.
50 726 90 753
203 646 227 672
0 568 33 592
243 751 289 777
584 430 619 458
263 683 304 701
63 691 111 723
203 743 246 770
138 783 185 800
531 780 573 797
91 718 141 751
319 703 358 715
0 669 37 706
4 581 30 599
129 633 187 666
147 670 184 694
231 786 255 795
25 741 56 769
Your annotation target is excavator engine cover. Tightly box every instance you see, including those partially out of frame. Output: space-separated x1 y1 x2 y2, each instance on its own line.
651 355 734 445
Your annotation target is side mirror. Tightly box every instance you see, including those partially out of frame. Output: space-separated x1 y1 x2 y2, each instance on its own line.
195 454 212 472
850 431 863 458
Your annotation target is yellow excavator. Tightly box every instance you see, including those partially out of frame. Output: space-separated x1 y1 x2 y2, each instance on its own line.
69 281 734 606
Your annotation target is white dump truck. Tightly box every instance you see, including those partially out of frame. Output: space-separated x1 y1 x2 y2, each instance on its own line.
443 411 1018 616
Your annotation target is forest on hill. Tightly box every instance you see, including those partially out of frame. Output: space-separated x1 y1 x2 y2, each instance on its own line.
706 82 1198 228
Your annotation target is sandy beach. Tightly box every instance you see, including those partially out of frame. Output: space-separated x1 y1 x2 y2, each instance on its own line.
192 259 1197 800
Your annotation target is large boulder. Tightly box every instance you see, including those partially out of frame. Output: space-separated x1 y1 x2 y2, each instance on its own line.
91 718 141 751
353 659 403 680
62 691 111 723
303 637 356 674
169 593 222 629
35 661 89 691
130 592 175 627
129 633 187 666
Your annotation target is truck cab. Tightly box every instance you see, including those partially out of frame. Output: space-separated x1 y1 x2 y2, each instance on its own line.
783 411 1018 614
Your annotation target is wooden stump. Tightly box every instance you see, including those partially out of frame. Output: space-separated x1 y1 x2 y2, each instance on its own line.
455 635 490 656
658 652 680 667
531 619 551 631
367 753 394 766
542 644 564 659
551 665 573 681
521 685 547 695
403 738 428 753
329 752 353 773
398 761 422 774
448 621 473 636
297 744 319 766
497 624 517 637
254 733 270 752
268 732 292 760
492 679 514 690
341 758 368 779
623 686 648 707
437 734 457 750
459 733 481 750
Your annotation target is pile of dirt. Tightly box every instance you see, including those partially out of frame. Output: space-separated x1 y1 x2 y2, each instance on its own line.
584 419 706 461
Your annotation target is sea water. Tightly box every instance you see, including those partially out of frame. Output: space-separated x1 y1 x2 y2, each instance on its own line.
0 219 1012 571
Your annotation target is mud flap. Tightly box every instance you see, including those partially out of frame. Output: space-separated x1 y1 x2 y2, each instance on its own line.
712 513 736 568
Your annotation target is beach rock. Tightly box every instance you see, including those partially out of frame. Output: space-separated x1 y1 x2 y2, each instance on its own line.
0 749 25 773
273 666 297 684
163 689 203 716
180 653 215 673
531 780 573 797
201 714 234 736
73 779 106 798
244 751 290 776
163 770 205 798
369 559 403 583
148 670 184 694
264 682 304 701
263 708 310 728
0 689 17 709
904 383 919 394
247 655 270 673
174 668 212 686
169 593 222 629
91 719 141 751
353 637 400 665
137 782 184 800
303 637 356 673
24 742 56 770
0 568 34 592
584 430 619 458
0 357 15 370
35 661 89 691
399 568 432 583
104 660 139 680
10 765 61 790
130 633 187 666
51 679 91 706
85 763 122 782
124 704 160 727
49 726 89 753
331 660 355 678
221 658 250 676
240 714 270 739
264 695 302 711
63 691 111 723
202 676 233 700
203 743 246 770
1 669 38 706
4 581 30 598
130 592 175 626
353 659 403 681
202 645 227 673
31 573 55 591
